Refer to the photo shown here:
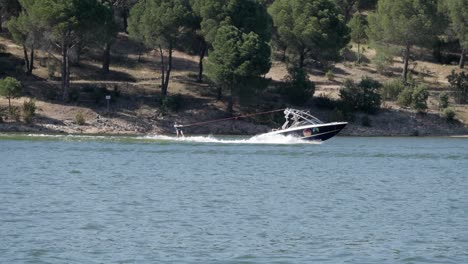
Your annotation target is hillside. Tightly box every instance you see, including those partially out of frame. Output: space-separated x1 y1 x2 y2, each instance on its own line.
1 32 467 136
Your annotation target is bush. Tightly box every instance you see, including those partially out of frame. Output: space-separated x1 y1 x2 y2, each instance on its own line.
382 79 405 101
283 67 315 106
68 87 80 102
112 85 121 99
439 92 449 109
47 60 58 79
314 94 339 109
411 85 429 112
8 106 21 121
447 70 467 104
75 112 86 125
329 108 345 122
92 86 107 104
443 108 456 121
373 52 393 75
397 87 413 107
161 94 184 113
22 99 36 124
44 88 59 101
339 76 382 113
325 70 335 81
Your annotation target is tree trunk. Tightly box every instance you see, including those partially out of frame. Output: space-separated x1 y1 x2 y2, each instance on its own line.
217 87 222 100
227 85 234 114
460 48 466 69
102 42 111 74
0 16 3 33
8 98 11 114
137 44 143 63
158 46 165 96
299 51 305 69
403 45 411 82
197 45 206 82
23 45 30 74
163 46 173 97
61 43 70 101
357 42 361 64
122 9 129 33
281 46 287 62
27 47 34 75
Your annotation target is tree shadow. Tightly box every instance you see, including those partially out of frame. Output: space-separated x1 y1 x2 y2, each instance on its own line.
71 62 137 82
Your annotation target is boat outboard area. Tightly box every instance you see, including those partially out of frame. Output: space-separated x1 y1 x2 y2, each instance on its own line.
262 108 347 142
173 108 347 142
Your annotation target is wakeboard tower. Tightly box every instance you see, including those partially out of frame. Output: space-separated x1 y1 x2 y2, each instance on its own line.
262 108 347 141
174 108 347 142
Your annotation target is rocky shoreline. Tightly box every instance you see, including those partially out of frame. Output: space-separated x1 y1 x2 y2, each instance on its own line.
1 110 467 137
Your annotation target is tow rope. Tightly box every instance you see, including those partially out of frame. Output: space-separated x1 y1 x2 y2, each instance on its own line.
174 108 285 134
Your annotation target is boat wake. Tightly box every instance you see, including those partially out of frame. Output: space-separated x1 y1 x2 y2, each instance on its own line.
141 134 321 145
1 133 321 145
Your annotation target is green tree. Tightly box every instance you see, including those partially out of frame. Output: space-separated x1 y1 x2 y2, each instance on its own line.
442 0 468 68
189 0 271 82
269 0 349 69
357 0 378 11
448 70 468 103
206 25 271 113
0 0 20 32
411 84 429 111
6 0 44 75
368 0 444 82
128 0 193 97
284 67 315 106
32 0 113 100
97 0 118 74
348 13 368 64
0 76 22 113
332 0 358 23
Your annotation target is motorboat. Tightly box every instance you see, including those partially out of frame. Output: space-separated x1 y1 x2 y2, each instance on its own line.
262 108 347 141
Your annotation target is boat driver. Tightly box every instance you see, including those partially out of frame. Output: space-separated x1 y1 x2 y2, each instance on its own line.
281 113 294 130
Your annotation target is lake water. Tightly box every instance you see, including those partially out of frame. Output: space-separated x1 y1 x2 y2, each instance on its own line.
0 134 467 264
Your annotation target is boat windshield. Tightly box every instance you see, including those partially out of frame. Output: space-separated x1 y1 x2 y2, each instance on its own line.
281 108 324 129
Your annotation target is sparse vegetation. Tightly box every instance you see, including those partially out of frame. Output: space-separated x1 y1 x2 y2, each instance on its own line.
325 70 335 81
443 108 456 121
439 92 450 109
47 60 57 79
75 112 86 125
397 87 414 107
22 99 36 124
382 79 406 101
373 51 393 75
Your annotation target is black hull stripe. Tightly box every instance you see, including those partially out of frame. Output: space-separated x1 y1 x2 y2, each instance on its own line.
301 129 342 140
